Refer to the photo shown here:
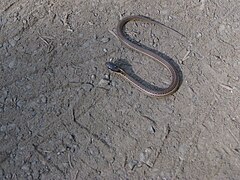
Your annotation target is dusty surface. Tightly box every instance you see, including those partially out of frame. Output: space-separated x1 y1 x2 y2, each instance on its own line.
1 0 240 179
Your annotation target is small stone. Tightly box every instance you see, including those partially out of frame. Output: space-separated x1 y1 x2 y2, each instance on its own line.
0 17 7 26
111 81 116 87
62 162 69 168
128 160 138 170
21 165 29 171
91 74 96 80
22 19 27 24
149 126 156 134
9 39 17 47
3 42 9 49
16 100 24 108
179 144 188 160
5 174 12 179
14 36 20 41
81 83 94 92
98 78 110 87
13 12 18 17
100 37 110 43
0 125 7 132
0 124 16 132
104 74 110 79
7 124 16 130
196 32 202 38
88 145 100 156
139 152 146 162
5 53 10 57
8 60 15 68
139 147 155 167
160 10 168 15
82 40 91 48
88 21 94 25
40 96 47 103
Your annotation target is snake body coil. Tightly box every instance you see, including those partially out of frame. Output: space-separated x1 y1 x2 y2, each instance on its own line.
106 15 181 97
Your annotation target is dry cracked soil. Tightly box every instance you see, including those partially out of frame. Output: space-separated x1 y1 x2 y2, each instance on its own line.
1 0 240 179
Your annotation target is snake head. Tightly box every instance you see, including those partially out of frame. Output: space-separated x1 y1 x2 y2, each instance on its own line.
105 62 122 73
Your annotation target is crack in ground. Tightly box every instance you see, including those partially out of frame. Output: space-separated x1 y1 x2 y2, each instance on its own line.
32 143 67 179
72 108 113 150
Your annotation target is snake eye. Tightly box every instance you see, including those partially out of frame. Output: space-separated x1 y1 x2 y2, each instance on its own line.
105 62 121 73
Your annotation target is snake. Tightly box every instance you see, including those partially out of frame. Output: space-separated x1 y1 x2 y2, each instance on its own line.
105 15 181 97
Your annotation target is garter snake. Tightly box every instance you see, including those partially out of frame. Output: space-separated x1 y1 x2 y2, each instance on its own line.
106 15 181 97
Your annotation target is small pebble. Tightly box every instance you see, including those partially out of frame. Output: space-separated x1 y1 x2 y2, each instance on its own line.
88 21 94 25
98 78 110 87
3 42 9 49
5 174 12 179
62 163 69 168
8 60 15 68
13 12 18 17
9 39 17 47
160 10 168 15
14 36 20 41
91 74 96 80
179 144 188 160
81 83 93 92
88 145 100 156
6 124 16 131
0 125 7 132
149 126 156 134
111 81 116 87
17 100 24 108
21 165 29 171
219 24 225 32
139 147 154 167
196 32 202 38
40 95 47 103
104 74 110 79
22 19 27 24
100 37 110 43
26 85 31 90
128 160 138 170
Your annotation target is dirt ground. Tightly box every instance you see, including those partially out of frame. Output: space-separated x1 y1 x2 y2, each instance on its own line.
1 0 240 179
